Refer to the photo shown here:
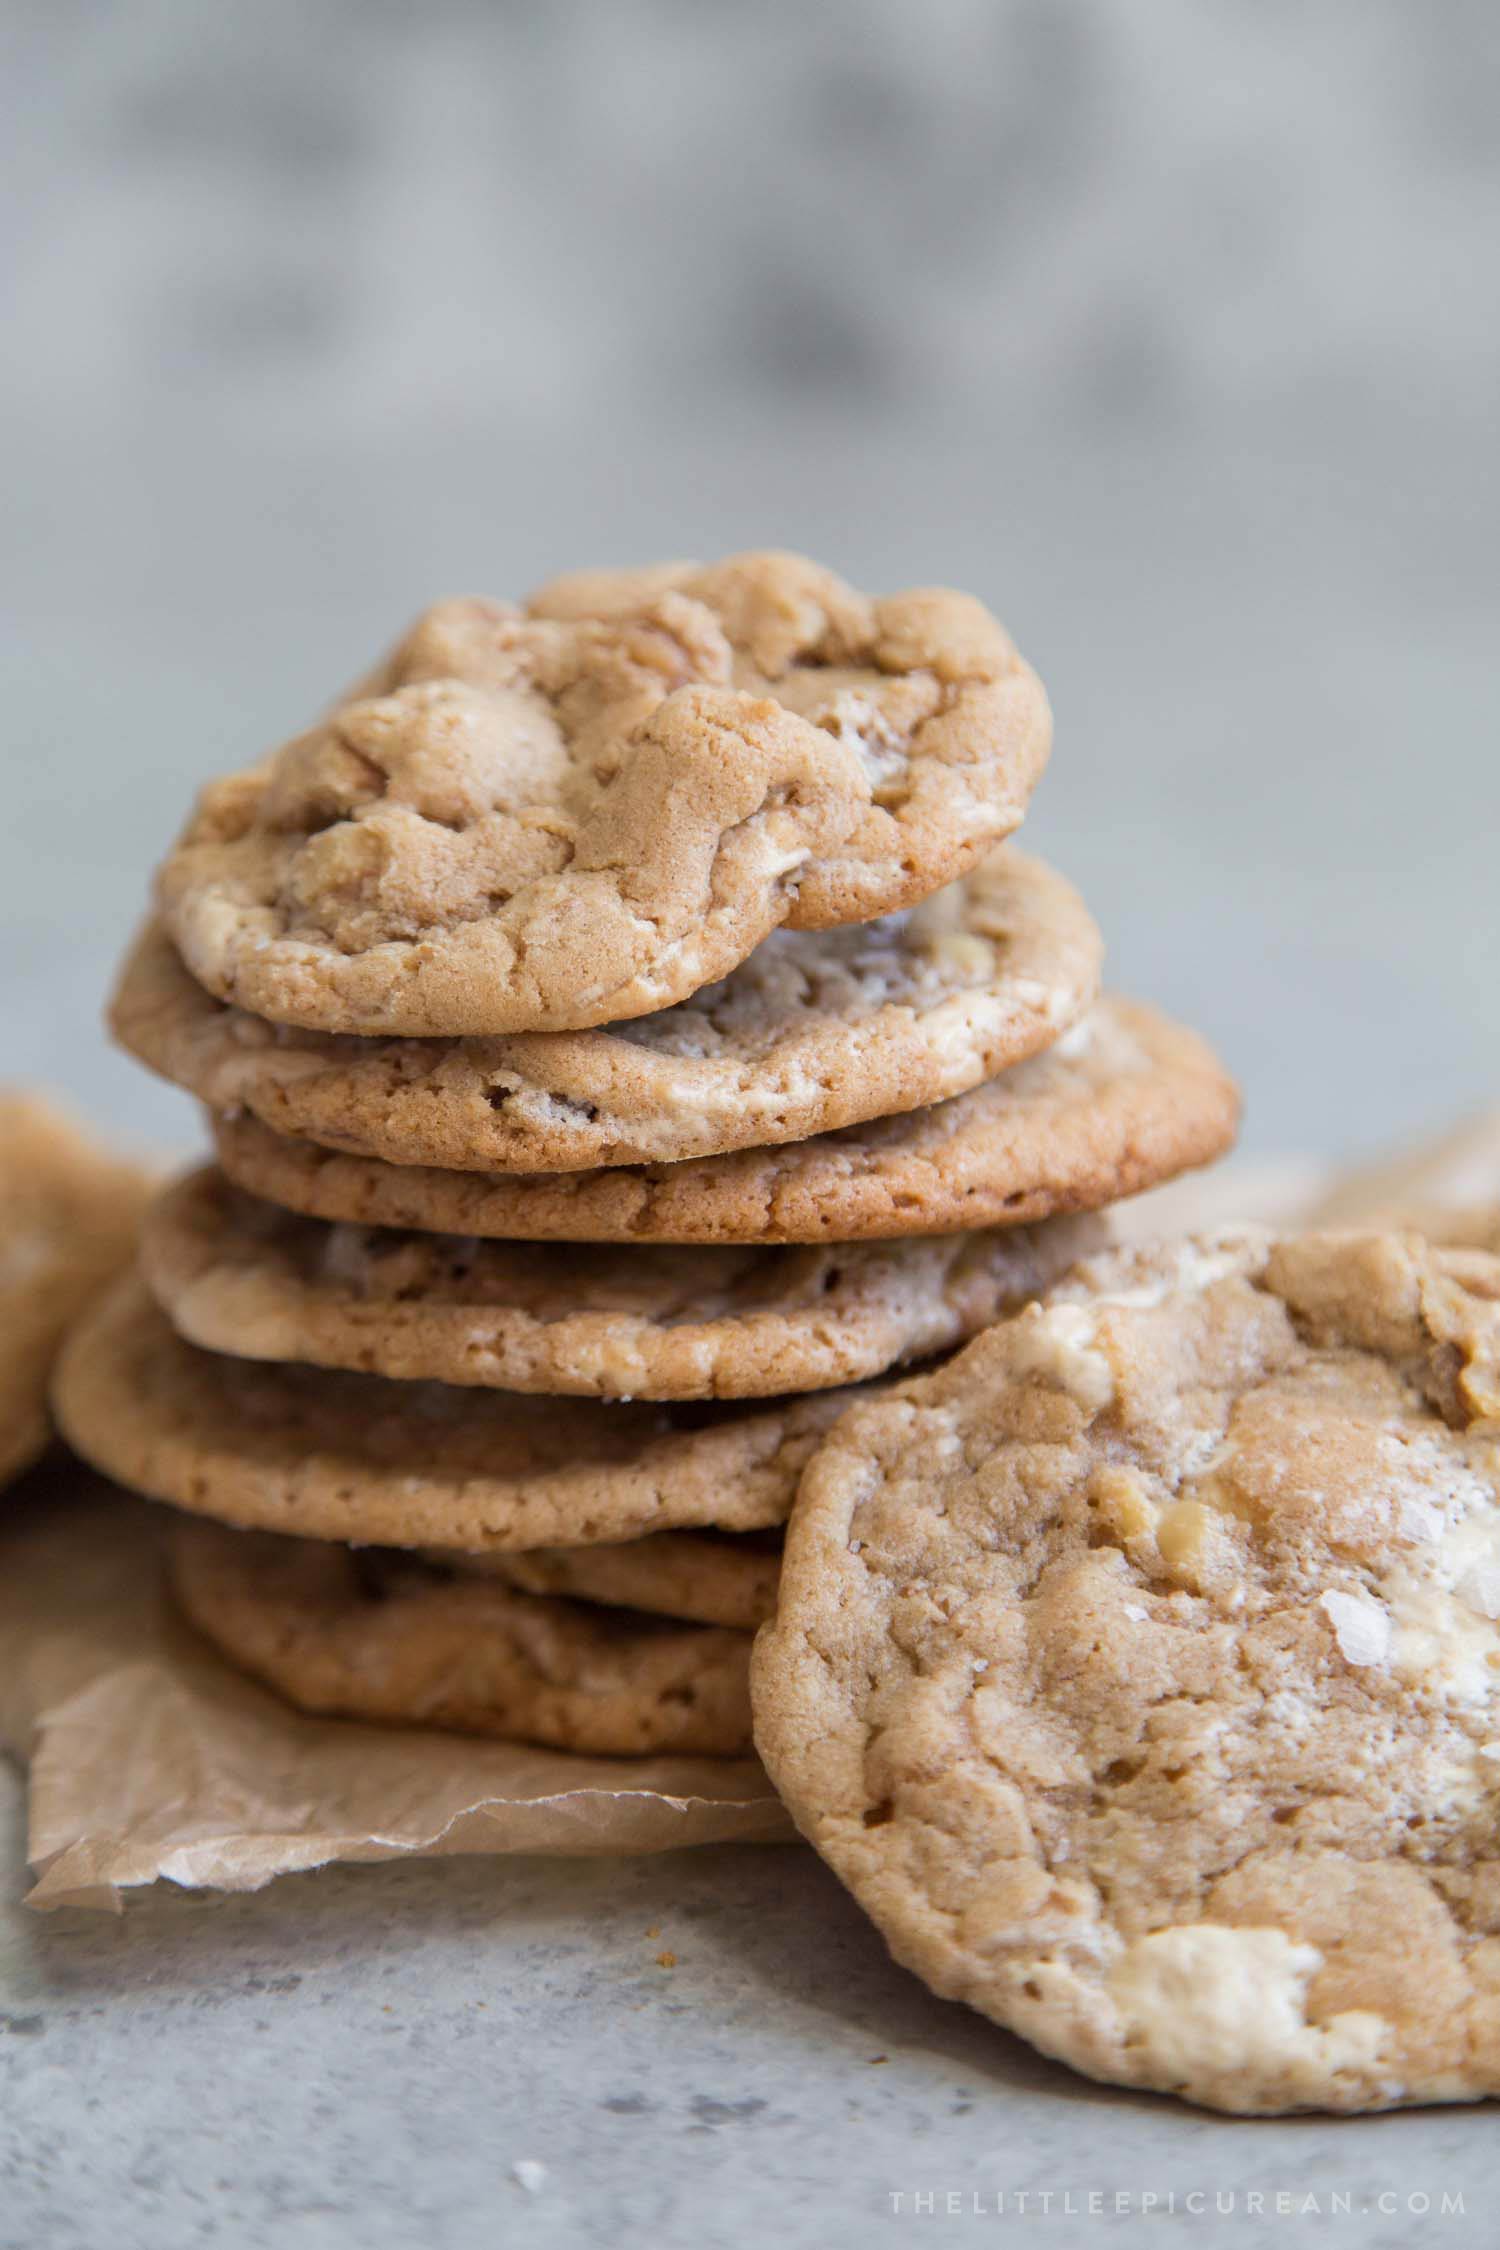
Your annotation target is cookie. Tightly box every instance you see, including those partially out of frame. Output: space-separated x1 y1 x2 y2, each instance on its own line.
441 1529 782 1633
141 1167 1102 1400
55 1273 858 1550
112 847 1102 1171
526 554 1053 931
0 1092 153 1489
1333 1206 1500 1255
211 997 1237 1244
170 1516 753 1756
753 1228 1500 2114
1108 1155 1325 1248
1311 1111 1500 1235
155 551 1050 1037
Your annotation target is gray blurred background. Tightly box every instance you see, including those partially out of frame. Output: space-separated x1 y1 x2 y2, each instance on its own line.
5 0 1496 1162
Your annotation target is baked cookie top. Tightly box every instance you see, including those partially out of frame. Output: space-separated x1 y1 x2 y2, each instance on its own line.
171 1517 755 1758
154 552 1051 1038
210 996 1237 1244
113 848 1101 1170
141 1165 1101 1400
0 1091 153 1489
753 1228 1500 2115
55 1273 860 1550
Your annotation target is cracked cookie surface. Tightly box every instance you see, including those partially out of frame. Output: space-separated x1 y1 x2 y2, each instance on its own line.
753 1228 1500 2114
155 551 1050 1037
142 1166 1101 1400
114 848 1100 1170
55 1273 862 1550
171 1517 753 1755
210 997 1236 1243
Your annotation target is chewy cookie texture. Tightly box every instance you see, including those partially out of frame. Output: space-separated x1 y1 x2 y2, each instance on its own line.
169 1516 757 1757
114 845 1102 1171
753 1228 1500 2115
141 1164 1104 1400
72 543 1437 2120
207 994 1238 1245
156 552 1053 1038
448 1528 785 1634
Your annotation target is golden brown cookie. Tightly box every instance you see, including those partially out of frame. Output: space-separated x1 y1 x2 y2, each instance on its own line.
210 996 1237 1245
141 1167 1101 1400
754 1228 1500 2115
170 1517 753 1756
112 847 1101 1170
442 1529 782 1633
155 552 1050 1037
54 1273 860 1549
0 1092 154 1489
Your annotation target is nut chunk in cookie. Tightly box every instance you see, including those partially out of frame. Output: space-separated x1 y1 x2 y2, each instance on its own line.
753 1227 1500 2114
154 551 1050 1038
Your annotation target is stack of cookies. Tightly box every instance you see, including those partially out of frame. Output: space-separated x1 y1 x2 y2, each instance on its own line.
55 550 1238 1763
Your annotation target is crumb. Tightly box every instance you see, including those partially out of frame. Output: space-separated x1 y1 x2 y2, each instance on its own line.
511 2159 547 2196
656 1951 677 1970
644 1924 661 1939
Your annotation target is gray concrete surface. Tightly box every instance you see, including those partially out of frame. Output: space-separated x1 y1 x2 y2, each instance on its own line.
2 1764 1491 2250
3 5 1498 2243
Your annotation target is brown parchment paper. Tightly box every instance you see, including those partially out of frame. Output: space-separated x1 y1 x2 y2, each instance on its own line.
0 1485 792 1912
5 1123 1495 1914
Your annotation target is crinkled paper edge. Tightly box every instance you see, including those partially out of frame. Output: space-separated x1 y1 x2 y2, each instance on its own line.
0 1488 791 1912
9 1125 1493 1912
